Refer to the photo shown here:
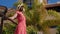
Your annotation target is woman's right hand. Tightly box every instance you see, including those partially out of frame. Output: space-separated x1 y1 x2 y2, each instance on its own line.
9 17 14 20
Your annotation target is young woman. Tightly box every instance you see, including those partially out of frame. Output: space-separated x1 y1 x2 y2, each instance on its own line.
10 4 26 34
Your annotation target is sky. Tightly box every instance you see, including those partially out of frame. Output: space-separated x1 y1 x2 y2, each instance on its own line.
48 0 60 4
0 0 60 8
0 0 17 8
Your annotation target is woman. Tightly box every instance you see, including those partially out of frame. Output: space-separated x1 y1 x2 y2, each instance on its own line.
10 4 26 34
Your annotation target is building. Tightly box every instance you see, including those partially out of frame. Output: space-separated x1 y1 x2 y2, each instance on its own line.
23 0 34 9
37 0 60 12
18 0 60 11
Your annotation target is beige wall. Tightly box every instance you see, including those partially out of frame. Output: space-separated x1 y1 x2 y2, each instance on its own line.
37 0 48 5
38 0 43 3
43 0 47 4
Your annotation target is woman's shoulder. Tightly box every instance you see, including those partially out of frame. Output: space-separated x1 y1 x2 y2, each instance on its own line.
16 11 20 13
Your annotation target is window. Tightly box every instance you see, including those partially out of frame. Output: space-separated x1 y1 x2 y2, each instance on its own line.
23 0 33 9
48 0 60 4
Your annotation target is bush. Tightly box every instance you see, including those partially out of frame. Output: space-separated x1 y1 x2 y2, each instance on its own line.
27 25 37 34
57 25 60 34
2 21 16 34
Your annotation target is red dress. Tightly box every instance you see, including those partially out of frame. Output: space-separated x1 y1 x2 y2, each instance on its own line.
14 11 26 34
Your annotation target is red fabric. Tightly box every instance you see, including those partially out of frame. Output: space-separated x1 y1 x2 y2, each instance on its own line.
14 11 26 34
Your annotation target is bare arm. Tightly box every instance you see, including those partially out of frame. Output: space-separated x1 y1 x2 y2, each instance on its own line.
9 13 17 20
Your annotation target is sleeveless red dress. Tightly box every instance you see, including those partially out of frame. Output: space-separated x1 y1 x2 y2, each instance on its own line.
14 11 26 34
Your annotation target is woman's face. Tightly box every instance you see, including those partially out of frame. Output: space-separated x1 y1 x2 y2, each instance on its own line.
18 6 24 11
17 4 24 11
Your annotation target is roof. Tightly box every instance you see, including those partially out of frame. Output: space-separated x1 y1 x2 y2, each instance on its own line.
45 3 60 8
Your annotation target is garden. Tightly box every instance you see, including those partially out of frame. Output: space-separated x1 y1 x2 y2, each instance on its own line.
2 0 60 34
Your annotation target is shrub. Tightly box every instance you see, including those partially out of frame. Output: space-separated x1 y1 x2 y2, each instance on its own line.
57 25 60 34
27 25 37 34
